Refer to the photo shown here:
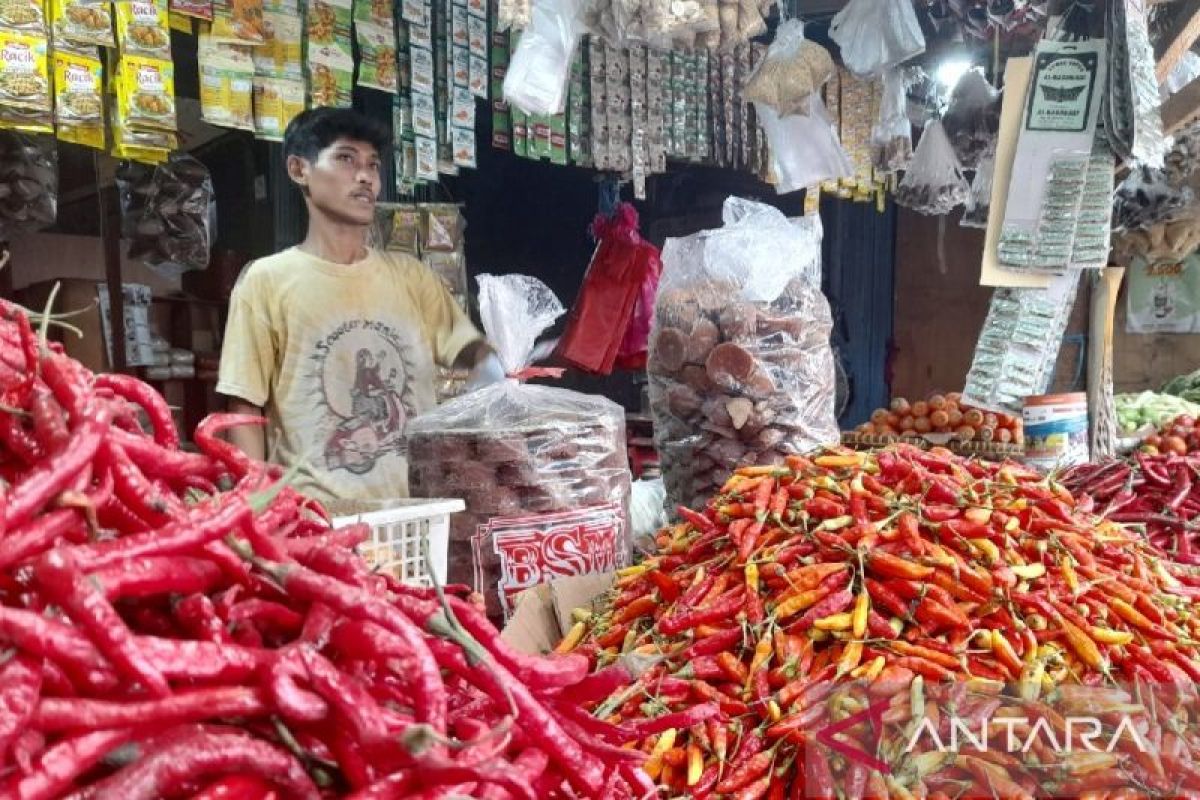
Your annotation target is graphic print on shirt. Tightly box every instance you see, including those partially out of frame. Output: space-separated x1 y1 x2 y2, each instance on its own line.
309 319 419 475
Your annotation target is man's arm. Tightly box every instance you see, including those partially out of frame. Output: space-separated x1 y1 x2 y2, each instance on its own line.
227 398 267 461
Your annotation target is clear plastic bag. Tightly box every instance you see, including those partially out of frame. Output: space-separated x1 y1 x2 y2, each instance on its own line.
895 119 970 215
118 153 215 278
407 274 632 623
756 94 853 196
1161 51 1200 101
941 67 1000 170
502 0 585 115
743 19 833 117
0 133 56 241
871 67 912 173
829 0 924 78
649 199 839 511
962 147 995 229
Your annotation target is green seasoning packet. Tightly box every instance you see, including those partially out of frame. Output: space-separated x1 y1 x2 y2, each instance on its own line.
354 20 396 93
305 0 347 46
252 9 301 78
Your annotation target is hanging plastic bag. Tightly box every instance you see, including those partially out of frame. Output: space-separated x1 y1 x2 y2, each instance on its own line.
557 203 663 375
502 0 584 115
408 274 632 623
119 153 215 278
743 19 833 117
0 133 56 241
895 119 970 215
941 67 1000 170
829 0 924 78
649 198 838 511
756 93 853 195
962 147 995 229
1161 51 1200 100
871 67 912 172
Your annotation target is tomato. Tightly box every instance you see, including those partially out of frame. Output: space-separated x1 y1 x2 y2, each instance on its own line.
946 392 962 404
956 425 976 442
871 409 889 425
1146 434 1163 448
912 401 929 418
1171 425 1191 439
1179 415 1196 429
1165 436 1189 456
914 416 932 434
1187 434 1200 452
891 398 911 415
928 394 947 411
978 427 995 443
886 413 901 428
900 416 915 431
947 409 964 427
929 410 950 429
963 409 985 428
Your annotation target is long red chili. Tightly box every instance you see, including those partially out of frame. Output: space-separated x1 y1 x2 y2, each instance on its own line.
35 549 171 697
0 653 42 758
0 727 138 800
32 686 269 731
93 556 224 600
93 372 180 449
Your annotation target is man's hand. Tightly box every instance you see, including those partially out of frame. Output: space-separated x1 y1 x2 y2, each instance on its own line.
227 398 267 461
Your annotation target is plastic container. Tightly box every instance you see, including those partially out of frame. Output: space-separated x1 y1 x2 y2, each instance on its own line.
330 498 465 587
1023 393 1089 471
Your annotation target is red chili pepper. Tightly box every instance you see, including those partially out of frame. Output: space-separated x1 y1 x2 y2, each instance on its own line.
868 552 933 580
4 400 109 530
28 382 69 453
864 578 909 618
0 605 117 690
194 413 267 478
647 568 680 602
35 549 171 697
678 505 716 533
717 750 773 793
659 588 746 635
790 589 853 632
189 776 279 800
93 556 223 601
93 372 180 449
33 686 269 732
0 508 86 570
1 727 138 800
0 652 42 758
914 597 970 631
86 725 321 800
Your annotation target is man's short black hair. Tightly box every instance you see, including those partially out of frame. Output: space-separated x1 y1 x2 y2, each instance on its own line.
282 107 391 162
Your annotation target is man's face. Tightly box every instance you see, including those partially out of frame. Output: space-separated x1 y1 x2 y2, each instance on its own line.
288 137 381 226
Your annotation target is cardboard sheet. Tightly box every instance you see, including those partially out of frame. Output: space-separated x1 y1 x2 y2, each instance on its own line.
501 572 613 654
980 56 1052 289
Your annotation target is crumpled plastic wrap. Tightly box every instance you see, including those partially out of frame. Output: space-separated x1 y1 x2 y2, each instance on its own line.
117 153 214 278
648 198 838 511
407 274 632 623
894 119 970 215
756 93 853 196
1161 51 1200 101
1108 0 1167 168
502 0 585 115
743 19 833 117
941 67 1000 170
830 0 924 78
0 133 56 241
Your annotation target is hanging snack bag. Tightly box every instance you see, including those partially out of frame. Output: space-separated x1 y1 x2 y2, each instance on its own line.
306 0 351 106
830 0 923 77
252 9 300 78
251 75 303 138
743 19 832 117
210 0 262 44
354 21 397 93
198 33 253 130
121 152 215 275
117 53 176 131
408 274 632 623
871 67 912 173
649 198 838 510
52 0 113 47
941 66 999 170
169 0 211 21
894 119 969 215
54 47 104 148
114 0 170 57
0 0 46 33
0 30 48 117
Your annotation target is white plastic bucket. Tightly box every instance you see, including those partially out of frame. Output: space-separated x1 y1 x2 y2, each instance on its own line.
1023 393 1089 471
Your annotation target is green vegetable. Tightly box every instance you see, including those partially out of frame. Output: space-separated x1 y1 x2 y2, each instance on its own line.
1115 392 1200 434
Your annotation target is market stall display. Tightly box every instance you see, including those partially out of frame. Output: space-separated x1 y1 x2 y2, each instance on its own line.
0 298 649 798
408 274 632 624
567 444 1200 797
850 392 1024 445
648 198 838 511
1116 390 1200 436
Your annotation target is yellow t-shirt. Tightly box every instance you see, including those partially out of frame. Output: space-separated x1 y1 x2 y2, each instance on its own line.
217 246 481 503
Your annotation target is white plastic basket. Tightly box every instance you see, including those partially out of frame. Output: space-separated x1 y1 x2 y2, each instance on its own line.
331 498 465 587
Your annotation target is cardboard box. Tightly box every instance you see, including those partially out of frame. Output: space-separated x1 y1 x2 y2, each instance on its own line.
501 572 613 655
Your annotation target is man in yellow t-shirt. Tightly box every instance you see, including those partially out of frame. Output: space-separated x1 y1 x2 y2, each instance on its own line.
218 108 493 503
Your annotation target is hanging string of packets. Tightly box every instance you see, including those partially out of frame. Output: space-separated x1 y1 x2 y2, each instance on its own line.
1106 0 1167 168
997 39 1110 272
962 269 1082 414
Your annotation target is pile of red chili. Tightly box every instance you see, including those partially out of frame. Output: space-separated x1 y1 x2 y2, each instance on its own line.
0 298 646 798
565 445 1200 798
1064 455 1200 565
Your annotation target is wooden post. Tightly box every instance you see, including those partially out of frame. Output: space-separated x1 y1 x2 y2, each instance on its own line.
1088 267 1125 461
1157 0 1200 83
